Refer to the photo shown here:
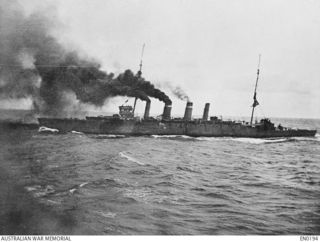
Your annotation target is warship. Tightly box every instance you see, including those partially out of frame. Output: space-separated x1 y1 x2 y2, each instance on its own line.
38 54 317 138
38 102 316 137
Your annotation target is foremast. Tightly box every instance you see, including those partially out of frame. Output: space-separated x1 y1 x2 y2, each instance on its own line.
250 54 261 126
133 43 146 115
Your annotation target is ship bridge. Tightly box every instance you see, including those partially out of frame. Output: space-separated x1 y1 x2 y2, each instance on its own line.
119 105 134 119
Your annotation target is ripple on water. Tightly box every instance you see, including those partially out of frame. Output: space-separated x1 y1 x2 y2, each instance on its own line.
1 117 319 235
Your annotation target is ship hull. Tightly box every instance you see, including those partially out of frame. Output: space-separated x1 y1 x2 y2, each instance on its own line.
38 118 317 138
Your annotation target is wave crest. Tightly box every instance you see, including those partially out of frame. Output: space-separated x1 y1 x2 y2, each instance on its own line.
38 126 59 133
119 152 145 165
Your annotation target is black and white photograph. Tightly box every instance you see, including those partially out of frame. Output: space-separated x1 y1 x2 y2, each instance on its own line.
0 0 319 238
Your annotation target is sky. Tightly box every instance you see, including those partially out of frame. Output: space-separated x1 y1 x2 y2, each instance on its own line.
7 0 320 118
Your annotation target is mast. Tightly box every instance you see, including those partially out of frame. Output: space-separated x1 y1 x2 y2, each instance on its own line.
250 54 261 126
136 43 145 78
133 43 146 115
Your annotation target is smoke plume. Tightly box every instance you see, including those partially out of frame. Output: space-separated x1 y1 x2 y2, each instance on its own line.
0 0 171 117
171 86 190 102
159 82 190 102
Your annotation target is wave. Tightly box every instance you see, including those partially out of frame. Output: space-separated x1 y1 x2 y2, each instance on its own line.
191 187 206 192
199 136 319 144
233 135 320 144
90 178 130 189
151 133 319 144
92 134 126 139
79 182 89 188
25 184 55 198
291 135 320 142
38 126 59 133
202 192 230 200
69 188 77 194
119 152 145 165
231 137 289 144
71 130 84 134
196 136 297 144
151 135 199 142
45 199 61 205
69 181 90 194
150 135 288 144
176 166 201 173
195 137 227 141
129 169 154 175
152 135 194 139
154 181 176 187
123 188 153 203
93 210 117 218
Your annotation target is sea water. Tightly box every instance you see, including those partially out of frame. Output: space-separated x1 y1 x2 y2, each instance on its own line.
0 111 319 235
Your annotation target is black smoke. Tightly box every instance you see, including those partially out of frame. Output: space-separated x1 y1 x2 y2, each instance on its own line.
159 82 190 102
0 0 171 117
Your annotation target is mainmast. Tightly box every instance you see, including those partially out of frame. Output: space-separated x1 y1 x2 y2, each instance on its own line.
133 43 146 115
250 54 261 126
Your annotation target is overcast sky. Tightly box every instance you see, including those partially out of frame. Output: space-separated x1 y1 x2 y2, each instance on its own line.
15 0 320 118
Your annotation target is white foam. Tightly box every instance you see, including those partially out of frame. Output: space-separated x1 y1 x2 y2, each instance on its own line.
101 212 117 218
151 135 193 139
152 135 285 144
195 137 228 141
96 134 125 138
25 185 55 197
152 134 319 144
119 152 145 165
38 126 59 133
25 185 41 192
71 130 83 134
180 135 194 139
151 135 162 138
68 182 89 194
293 136 320 142
232 138 288 144
79 182 89 188
45 199 61 205
69 188 77 194
197 136 289 144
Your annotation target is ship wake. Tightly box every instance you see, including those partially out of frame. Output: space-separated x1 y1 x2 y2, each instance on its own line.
89 134 126 139
231 138 289 144
150 135 319 144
